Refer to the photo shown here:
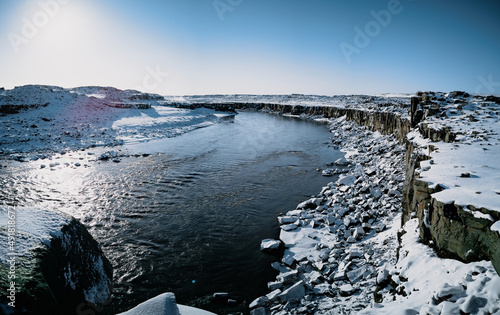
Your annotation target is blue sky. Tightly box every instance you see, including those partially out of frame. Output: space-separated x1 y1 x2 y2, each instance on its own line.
0 0 499 95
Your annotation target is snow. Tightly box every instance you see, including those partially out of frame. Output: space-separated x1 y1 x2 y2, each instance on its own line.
492 221 500 235
0 206 70 264
117 292 216 315
177 305 217 315
111 106 225 145
2 87 499 314
409 93 500 212
248 91 500 314
260 239 281 251
416 136 500 212
83 256 111 305
360 219 500 314
0 85 233 162
166 94 412 118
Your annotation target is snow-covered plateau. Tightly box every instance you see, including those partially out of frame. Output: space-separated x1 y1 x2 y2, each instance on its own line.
1 86 499 314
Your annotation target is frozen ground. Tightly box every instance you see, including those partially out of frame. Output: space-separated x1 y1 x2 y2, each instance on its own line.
410 92 500 213
0 85 232 163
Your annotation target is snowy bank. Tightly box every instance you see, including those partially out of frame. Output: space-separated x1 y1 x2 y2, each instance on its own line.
360 218 500 314
0 85 233 163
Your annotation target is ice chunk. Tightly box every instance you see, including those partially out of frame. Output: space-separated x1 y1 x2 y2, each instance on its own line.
260 239 281 251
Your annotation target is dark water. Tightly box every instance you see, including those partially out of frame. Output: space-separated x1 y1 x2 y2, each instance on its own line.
0 111 343 314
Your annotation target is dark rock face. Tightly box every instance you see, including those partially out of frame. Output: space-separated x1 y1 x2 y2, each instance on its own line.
40 218 113 314
0 213 112 314
410 97 423 127
403 174 500 274
0 103 48 114
402 93 500 275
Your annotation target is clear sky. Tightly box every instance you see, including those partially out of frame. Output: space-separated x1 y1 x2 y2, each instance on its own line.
0 0 499 96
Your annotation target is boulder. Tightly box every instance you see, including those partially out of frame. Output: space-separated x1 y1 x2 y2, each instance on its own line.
353 227 365 239
278 281 305 303
278 270 299 284
268 281 283 291
376 269 389 285
339 284 355 296
331 271 346 281
337 175 356 187
278 216 297 225
0 207 112 314
335 157 349 166
249 296 269 309
347 267 367 284
266 289 282 302
297 198 320 210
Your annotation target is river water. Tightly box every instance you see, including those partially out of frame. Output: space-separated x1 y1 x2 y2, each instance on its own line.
1 111 343 314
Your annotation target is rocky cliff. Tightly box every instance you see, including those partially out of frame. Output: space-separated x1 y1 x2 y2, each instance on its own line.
401 92 500 276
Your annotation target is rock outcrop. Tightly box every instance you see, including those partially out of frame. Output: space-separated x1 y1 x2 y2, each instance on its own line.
0 207 113 314
402 93 500 275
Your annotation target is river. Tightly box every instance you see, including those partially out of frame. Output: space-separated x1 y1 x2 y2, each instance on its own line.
0 111 344 314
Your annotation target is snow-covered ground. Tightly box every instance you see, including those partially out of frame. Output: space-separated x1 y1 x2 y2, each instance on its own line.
245 92 500 314
0 85 232 163
361 218 500 315
410 92 500 213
